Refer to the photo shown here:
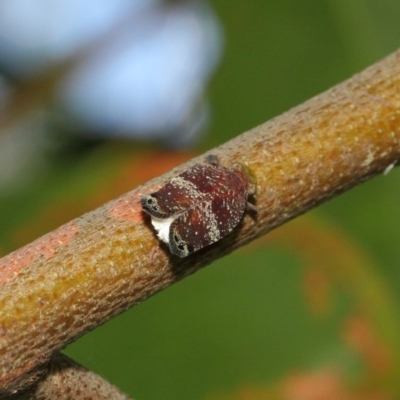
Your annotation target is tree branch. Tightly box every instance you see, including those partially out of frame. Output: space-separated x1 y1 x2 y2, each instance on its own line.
1 49 400 396
10 353 132 400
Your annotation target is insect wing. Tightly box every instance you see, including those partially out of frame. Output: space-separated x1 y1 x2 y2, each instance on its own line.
209 182 248 238
169 205 217 257
169 180 248 258
140 165 207 218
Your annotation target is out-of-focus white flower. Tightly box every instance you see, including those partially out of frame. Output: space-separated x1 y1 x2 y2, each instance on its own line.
0 0 155 75
0 0 223 146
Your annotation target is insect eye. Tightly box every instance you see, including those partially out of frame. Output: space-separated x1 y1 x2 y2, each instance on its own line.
146 198 160 211
178 244 186 251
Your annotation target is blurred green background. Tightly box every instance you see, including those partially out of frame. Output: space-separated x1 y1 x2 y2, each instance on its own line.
1 1 400 399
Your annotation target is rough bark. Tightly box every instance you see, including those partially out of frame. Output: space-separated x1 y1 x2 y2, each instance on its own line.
8 354 132 400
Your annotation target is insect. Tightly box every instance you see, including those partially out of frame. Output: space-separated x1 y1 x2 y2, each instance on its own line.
140 155 256 257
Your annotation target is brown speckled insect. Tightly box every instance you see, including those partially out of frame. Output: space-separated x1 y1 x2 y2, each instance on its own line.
140 155 256 257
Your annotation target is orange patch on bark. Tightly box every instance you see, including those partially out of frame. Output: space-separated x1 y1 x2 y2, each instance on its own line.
109 195 144 223
0 221 79 285
108 185 161 223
